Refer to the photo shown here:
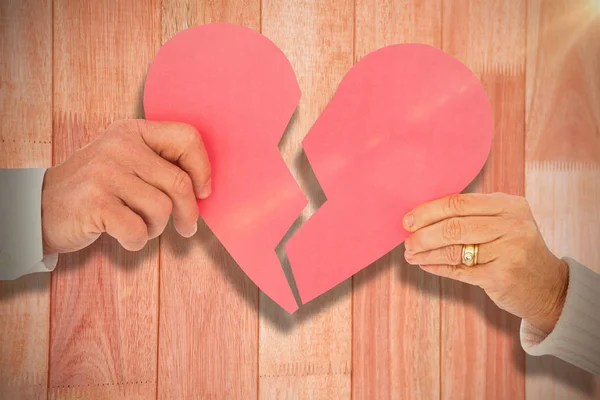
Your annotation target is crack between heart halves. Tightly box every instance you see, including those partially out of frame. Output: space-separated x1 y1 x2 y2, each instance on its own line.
274 108 329 310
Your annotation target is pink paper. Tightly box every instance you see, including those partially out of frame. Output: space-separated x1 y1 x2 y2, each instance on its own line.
143 23 306 312
144 24 492 311
285 44 493 304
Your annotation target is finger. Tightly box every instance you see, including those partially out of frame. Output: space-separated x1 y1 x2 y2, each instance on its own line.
404 216 508 253
403 193 509 231
405 241 498 266
131 147 200 238
114 175 174 239
101 199 149 251
418 264 484 286
139 121 211 199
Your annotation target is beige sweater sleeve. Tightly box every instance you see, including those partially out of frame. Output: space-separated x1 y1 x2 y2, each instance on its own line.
521 257 600 375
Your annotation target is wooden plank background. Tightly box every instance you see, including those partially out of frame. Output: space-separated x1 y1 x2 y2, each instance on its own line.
0 1 52 399
0 0 598 399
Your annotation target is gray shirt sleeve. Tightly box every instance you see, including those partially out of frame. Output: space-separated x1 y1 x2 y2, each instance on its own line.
0 168 58 280
521 257 600 375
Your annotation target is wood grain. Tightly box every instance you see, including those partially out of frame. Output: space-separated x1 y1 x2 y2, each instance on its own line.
156 1 261 399
259 0 354 398
352 1 442 399
525 1 600 398
49 1 160 399
0 1 52 399
441 1 527 399
1 0 598 398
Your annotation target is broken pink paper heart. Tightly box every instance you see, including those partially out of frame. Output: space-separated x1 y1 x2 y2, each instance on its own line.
143 23 493 313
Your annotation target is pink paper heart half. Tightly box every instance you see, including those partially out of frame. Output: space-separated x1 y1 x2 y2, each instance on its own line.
286 44 493 304
144 23 306 313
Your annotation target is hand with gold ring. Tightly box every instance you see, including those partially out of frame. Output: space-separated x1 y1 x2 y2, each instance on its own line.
402 193 569 334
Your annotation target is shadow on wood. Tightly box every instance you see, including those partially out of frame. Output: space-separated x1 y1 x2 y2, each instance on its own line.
527 355 596 395
0 275 49 301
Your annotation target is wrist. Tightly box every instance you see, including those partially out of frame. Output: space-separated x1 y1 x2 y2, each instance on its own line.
527 257 569 334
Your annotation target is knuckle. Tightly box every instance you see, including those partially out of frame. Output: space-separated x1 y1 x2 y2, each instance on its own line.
172 170 193 195
105 122 127 139
100 129 129 153
180 124 201 147
446 194 468 215
85 181 107 205
104 120 148 150
443 218 464 241
444 245 462 263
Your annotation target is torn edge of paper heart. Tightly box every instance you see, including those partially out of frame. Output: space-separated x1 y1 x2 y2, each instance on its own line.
144 24 493 314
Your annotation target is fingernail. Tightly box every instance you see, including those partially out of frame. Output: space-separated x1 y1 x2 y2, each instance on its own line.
403 213 414 230
186 223 198 238
197 179 212 199
178 222 197 238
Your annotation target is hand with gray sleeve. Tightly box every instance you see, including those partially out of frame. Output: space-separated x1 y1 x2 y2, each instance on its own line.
0 119 211 279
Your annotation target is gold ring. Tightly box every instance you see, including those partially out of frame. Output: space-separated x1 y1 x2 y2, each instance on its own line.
462 244 479 267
